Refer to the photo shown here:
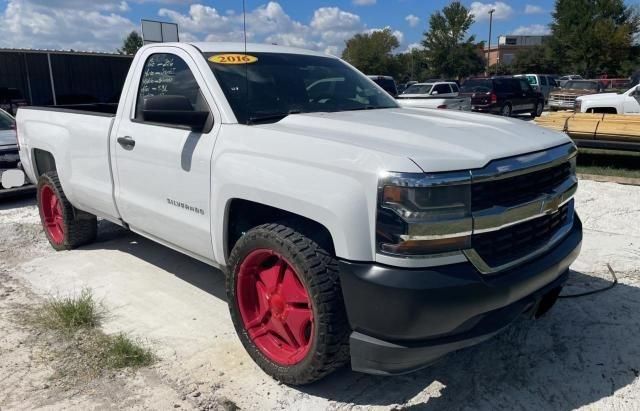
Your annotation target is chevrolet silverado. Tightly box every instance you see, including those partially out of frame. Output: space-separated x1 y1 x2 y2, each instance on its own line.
17 42 582 385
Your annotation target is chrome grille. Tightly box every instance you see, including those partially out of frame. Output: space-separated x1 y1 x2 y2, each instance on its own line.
464 143 578 274
472 203 570 268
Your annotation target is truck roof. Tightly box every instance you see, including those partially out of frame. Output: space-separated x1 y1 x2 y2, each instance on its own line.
186 42 334 58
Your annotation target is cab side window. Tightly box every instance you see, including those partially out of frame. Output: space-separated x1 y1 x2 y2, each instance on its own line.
135 53 210 128
433 84 451 95
518 79 532 93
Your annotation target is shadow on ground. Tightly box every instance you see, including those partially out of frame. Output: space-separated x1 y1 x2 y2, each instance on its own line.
76 221 640 409
85 220 227 301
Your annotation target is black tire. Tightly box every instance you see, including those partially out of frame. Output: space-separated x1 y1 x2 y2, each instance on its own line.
226 223 350 385
500 103 512 117
531 101 544 118
37 172 97 251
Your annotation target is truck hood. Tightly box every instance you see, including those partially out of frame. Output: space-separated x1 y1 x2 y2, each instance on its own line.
551 89 596 97
576 92 619 101
260 108 571 172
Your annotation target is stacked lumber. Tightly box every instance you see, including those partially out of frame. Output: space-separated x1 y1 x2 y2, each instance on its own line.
536 112 640 142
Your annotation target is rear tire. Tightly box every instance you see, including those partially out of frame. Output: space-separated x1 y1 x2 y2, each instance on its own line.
226 223 350 385
37 172 97 251
500 103 512 117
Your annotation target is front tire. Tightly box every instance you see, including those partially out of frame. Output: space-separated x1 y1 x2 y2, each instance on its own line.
226 223 350 385
37 172 97 251
531 101 544 118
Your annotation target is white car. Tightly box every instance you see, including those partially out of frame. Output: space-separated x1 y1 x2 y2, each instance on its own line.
397 81 471 111
576 84 640 114
0 108 30 195
17 42 582 384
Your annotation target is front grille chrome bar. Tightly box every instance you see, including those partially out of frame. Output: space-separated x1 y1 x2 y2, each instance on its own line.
465 142 578 274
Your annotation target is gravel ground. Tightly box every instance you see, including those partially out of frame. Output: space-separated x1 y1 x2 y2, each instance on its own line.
0 179 639 410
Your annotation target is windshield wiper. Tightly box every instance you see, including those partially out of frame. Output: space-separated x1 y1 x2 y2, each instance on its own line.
248 109 302 124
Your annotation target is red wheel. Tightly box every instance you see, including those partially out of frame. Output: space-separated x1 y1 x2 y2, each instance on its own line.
236 249 314 365
227 224 349 385
39 184 65 245
37 172 97 250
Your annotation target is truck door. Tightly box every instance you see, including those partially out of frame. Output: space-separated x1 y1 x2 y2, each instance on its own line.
112 48 220 261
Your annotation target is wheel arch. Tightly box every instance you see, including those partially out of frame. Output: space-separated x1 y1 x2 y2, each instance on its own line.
32 148 57 177
224 198 336 262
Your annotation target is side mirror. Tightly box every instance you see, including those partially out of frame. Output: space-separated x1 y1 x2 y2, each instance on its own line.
142 95 209 132
431 91 439 95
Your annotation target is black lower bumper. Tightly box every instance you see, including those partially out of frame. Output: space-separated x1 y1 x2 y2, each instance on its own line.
339 217 582 375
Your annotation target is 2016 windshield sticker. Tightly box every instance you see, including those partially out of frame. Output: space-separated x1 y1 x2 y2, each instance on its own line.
208 54 258 64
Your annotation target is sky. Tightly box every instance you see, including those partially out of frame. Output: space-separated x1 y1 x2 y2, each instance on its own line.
0 0 557 54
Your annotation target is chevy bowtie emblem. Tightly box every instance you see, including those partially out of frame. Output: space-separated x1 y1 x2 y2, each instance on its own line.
542 195 562 215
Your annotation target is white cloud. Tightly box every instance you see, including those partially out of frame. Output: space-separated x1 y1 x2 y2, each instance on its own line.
365 27 404 44
0 1 405 56
159 3 366 55
0 0 136 51
524 4 544 14
352 0 376 5
404 42 424 53
405 14 420 28
512 24 551 35
469 2 513 21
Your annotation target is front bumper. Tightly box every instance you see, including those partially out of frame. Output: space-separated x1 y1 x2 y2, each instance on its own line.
339 216 582 375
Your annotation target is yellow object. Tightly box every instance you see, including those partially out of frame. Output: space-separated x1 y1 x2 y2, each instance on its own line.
208 54 258 64
537 112 640 144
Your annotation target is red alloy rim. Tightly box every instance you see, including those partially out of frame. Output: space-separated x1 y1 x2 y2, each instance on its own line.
236 249 314 365
40 185 64 244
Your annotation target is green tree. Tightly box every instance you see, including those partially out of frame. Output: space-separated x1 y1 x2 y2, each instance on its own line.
118 31 143 55
342 28 400 75
511 45 560 74
421 1 485 79
549 0 640 77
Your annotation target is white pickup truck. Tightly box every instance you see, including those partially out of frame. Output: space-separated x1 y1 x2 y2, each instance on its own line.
576 84 640 114
17 42 582 385
396 81 471 111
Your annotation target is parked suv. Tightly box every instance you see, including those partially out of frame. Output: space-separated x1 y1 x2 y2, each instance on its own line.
367 75 398 97
515 74 557 102
461 77 545 117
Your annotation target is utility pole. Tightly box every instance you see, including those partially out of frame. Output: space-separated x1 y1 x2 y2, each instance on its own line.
487 8 495 76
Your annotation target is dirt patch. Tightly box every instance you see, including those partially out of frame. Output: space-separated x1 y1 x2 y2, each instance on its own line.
1 180 639 410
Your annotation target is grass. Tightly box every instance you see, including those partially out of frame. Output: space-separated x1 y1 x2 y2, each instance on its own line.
576 148 640 180
34 288 105 331
26 289 155 384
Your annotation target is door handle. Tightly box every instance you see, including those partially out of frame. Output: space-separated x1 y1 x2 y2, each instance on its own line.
117 136 135 149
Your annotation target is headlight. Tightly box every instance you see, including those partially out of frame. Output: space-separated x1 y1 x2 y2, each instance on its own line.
377 171 472 256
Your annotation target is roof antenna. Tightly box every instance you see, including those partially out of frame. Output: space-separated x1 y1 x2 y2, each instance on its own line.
243 0 249 124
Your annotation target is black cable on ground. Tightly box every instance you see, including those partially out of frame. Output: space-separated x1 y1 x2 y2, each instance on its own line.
559 263 618 299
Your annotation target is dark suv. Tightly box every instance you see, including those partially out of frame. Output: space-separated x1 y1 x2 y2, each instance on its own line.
461 77 545 118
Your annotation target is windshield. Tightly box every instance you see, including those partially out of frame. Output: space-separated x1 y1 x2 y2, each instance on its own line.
564 81 598 90
402 84 433 95
205 52 398 124
0 110 15 130
460 79 492 93
526 75 538 85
